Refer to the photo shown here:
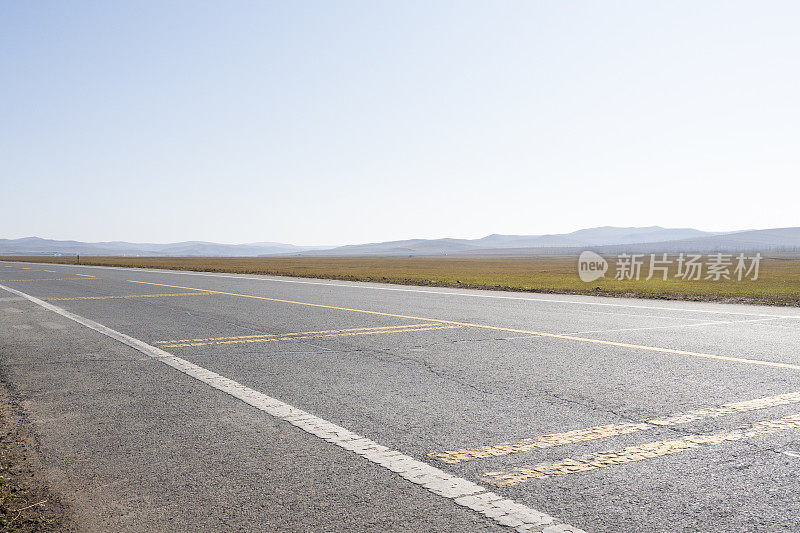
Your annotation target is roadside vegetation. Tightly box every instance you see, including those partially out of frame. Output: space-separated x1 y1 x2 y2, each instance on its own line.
2 254 799 306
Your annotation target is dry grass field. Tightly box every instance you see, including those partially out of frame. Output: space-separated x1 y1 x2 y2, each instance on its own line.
2 254 799 306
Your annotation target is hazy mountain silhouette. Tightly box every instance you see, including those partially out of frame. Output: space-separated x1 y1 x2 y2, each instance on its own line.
2 227 798 257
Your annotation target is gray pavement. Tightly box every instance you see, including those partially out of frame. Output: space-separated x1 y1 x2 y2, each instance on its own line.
2 260 800 532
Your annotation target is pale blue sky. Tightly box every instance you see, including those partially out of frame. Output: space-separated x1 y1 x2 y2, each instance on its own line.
2 1 798 245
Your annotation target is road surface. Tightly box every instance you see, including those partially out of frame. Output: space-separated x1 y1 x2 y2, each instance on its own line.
2 260 800 532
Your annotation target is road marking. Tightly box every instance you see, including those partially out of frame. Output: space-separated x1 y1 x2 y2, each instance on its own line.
0 277 99 282
75 273 97 278
127 279 473 322
0 281 583 533
44 292 211 301
158 324 464 348
569 317 785 335
156 323 445 344
481 412 800 485
128 280 800 372
752 321 800 332
3 268 59 273
429 390 800 463
578 309 725 322
450 323 800 371
5 260 799 319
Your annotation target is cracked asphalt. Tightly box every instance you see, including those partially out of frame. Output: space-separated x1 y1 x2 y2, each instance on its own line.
2 260 800 532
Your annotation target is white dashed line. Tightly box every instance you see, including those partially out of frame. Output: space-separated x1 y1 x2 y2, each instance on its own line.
0 282 585 533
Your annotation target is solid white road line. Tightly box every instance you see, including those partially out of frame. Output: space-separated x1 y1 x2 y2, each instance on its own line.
0 282 584 533
4 260 799 319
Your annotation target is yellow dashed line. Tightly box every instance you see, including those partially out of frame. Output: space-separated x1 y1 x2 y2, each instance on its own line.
128 280 469 323
156 323 442 344
44 292 211 301
75 273 96 278
128 280 800 371
481 412 800 485
429 390 800 463
159 324 463 348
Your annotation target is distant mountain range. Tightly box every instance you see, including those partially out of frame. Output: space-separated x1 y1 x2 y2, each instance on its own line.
311 226 725 255
0 237 327 257
2 226 799 257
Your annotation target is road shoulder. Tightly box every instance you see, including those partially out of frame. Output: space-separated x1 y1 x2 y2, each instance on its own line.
0 379 72 532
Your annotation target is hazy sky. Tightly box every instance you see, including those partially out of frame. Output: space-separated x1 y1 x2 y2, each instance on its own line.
2 1 798 245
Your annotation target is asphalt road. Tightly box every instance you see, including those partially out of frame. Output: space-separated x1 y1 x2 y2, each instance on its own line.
2 260 800 532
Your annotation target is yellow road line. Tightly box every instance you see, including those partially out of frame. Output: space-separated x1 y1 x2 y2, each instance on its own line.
160 324 463 348
44 292 211 301
429 390 800 463
0 277 99 282
75 273 96 278
156 323 442 344
128 279 461 322
481 412 800 485
461 323 800 371
127 280 800 371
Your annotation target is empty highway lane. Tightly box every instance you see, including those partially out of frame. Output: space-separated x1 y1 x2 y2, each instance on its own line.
2 260 800 532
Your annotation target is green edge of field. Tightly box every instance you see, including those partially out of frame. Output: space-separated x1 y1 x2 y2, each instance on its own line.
2 255 799 306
